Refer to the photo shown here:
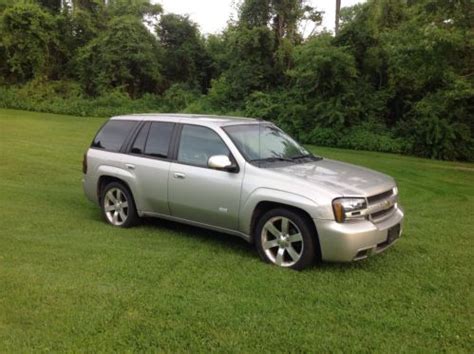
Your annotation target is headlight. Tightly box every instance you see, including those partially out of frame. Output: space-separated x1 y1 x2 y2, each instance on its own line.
332 197 368 223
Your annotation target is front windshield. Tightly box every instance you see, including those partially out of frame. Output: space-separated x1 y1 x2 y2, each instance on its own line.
224 124 311 162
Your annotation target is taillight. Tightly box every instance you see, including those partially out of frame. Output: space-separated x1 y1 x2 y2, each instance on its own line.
82 152 88 174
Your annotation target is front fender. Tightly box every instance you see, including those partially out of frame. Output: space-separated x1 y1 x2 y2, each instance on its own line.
239 188 331 236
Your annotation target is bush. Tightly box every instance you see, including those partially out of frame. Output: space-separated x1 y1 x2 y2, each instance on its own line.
0 82 165 117
401 79 474 161
160 84 200 112
303 122 409 154
0 81 213 117
339 126 409 154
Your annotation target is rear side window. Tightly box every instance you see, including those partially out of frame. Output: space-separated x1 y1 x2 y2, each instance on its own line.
131 122 151 154
143 122 174 158
92 120 137 152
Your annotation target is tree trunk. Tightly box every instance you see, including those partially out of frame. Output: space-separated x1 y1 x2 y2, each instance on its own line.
335 0 341 34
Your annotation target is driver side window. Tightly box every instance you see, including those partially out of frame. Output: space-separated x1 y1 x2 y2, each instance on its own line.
177 125 230 167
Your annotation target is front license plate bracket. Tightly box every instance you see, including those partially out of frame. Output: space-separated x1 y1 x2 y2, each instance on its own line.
387 224 401 244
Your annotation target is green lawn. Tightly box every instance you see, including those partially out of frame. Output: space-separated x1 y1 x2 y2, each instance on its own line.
0 109 473 352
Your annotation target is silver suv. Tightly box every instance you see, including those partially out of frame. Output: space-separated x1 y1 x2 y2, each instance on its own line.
83 114 404 270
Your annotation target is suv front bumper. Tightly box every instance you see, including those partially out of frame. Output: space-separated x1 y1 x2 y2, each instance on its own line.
315 206 404 262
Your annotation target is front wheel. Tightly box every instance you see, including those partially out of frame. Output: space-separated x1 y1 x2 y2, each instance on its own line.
255 208 317 270
101 182 138 228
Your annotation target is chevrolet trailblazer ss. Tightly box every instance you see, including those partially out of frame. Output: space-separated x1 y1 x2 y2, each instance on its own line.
83 114 403 270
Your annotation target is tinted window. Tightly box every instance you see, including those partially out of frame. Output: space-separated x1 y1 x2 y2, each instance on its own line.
178 125 230 167
144 122 174 158
92 120 137 152
130 122 150 154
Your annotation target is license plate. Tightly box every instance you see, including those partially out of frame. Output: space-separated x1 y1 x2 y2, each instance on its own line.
387 224 401 244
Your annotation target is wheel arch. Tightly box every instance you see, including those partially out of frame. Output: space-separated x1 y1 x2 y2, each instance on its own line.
241 188 321 246
249 201 322 261
240 188 319 232
97 175 136 208
250 201 312 236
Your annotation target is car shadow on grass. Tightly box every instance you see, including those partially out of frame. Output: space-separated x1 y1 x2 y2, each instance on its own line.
84 205 392 271
137 217 392 271
139 217 257 260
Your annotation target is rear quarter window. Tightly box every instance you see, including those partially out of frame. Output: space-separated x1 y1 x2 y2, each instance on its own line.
92 120 137 152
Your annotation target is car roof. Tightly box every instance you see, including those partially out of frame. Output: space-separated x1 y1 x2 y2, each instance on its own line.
110 113 267 128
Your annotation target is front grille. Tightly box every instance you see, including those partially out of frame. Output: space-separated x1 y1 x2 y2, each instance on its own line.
371 205 395 220
367 190 393 204
367 189 397 222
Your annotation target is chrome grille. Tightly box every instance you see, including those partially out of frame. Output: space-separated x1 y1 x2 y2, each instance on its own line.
367 189 397 222
367 190 393 204
371 205 395 220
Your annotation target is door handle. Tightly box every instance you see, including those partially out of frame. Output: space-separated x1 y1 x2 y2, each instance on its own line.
173 172 186 179
125 163 135 170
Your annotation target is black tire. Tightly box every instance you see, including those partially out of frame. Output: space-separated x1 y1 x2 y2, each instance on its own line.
255 208 318 270
100 181 139 228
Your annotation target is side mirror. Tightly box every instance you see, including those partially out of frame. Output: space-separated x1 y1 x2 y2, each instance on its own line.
208 155 236 171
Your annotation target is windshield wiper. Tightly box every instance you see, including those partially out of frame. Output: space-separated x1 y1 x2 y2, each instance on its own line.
250 156 295 163
290 154 313 159
290 153 323 161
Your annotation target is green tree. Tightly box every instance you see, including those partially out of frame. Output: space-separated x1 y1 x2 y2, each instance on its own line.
208 0 323 109
239 0 271 28
0 3 60 82
335 0 473 160
107 0 162 22
75 16 163 97
381 0 473 159
287 34 360 130
157 14 211 92
72 0 104 12
207 25 277 109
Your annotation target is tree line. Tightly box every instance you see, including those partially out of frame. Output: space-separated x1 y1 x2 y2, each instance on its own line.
0 0 472 161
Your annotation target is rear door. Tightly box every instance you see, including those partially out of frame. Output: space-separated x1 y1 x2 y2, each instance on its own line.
124 121 175 214
168 124 243 230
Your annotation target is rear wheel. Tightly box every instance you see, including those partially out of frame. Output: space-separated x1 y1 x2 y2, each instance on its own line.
101 182 138 228
255 208 317 270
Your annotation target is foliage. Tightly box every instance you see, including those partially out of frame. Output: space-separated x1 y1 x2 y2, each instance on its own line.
107 0 162 21
288 35 359 129
160 83 201 112
334 0 474 160
157 14 211 92
0 3 60 82
0 82 164 117
74 16 163 97
0 0 472 160
207 25 277 109
402 78 474 160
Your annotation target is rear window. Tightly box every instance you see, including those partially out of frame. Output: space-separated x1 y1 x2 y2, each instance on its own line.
92 120 137 152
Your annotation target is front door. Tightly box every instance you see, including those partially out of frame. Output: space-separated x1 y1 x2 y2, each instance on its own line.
168 124 243 230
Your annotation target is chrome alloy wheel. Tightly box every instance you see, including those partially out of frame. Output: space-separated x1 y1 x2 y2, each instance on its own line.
261 216 304 267
103 188 129 226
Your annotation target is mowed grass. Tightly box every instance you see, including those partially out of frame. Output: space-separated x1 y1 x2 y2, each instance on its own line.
0 109 473 352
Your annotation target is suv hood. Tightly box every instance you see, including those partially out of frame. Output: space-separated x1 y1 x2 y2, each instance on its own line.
271 158 395 197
